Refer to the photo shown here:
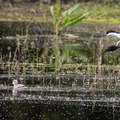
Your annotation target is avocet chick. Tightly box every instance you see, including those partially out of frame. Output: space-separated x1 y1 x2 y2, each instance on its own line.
12 79 27 89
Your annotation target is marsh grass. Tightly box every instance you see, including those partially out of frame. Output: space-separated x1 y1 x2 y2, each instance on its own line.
0 2 120 105
0 35 119 80
77 2 120 23
0 2 120 24
0 31 119 76
1 59 119 76
0 19 120 93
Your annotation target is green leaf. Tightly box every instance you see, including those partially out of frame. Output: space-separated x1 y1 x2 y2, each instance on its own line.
63 16 69 23
62 13 89 28
55 0 62 15
62 4 80 17
50 6 54 18
50 6 58 23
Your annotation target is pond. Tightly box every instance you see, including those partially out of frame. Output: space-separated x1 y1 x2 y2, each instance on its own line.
0 21 120 120
1 74 120 120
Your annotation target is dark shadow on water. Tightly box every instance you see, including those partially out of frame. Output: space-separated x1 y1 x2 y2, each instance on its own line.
1 99 120 120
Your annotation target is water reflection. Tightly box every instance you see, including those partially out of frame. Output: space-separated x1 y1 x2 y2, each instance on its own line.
1 99 120 120
0 75 120 120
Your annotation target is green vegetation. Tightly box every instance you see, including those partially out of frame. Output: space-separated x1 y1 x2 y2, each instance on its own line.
83 2 120 23
50 3 89 35
0 31 119 75
0 1 120 76
0 2 120 23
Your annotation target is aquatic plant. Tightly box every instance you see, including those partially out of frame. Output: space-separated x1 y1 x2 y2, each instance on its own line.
50 3 89 35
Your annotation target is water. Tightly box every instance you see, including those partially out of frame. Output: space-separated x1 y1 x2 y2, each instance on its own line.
0 74 120 120
1 86 120 120
0 21 120 120
1 100 120 120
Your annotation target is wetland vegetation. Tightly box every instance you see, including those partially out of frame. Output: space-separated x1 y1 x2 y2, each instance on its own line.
0 0 120 23
0 0 119 75
0 1 120 120
0 1 119 93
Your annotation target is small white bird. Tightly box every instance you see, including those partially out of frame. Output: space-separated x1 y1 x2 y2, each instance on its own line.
12 79 27 89
12 79 27 96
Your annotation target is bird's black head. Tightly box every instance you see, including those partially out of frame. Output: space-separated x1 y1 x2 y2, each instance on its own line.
104 45 119 52
106 30 119 34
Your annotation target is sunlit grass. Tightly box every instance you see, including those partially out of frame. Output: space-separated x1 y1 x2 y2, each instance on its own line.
66 2 120 23
0 2 120 23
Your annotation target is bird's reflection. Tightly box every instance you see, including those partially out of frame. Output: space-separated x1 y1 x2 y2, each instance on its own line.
12 88 19 96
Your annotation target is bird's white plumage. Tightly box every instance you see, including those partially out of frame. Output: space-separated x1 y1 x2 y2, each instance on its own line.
107 32 120 39
106 30 120 48
116 40 120 46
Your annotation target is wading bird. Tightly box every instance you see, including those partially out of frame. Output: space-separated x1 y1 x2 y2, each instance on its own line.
104 30 120 52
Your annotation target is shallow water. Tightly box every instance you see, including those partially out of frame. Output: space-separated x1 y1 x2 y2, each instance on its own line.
0 21 120 120
1 74 120 120
1 100 119 120
1 89 120 120
1 88 120 120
